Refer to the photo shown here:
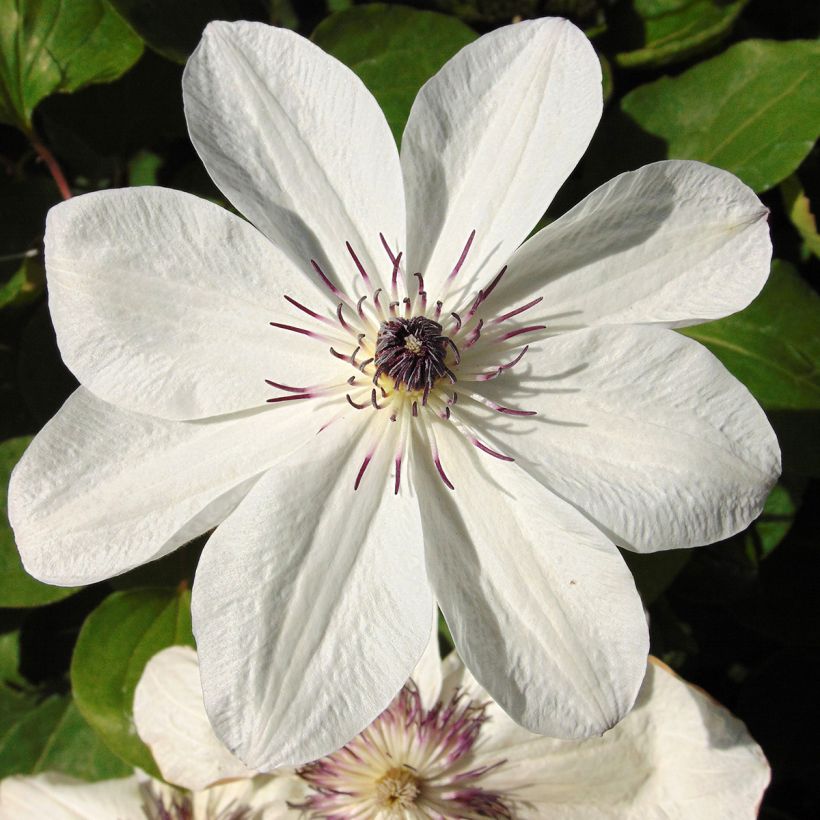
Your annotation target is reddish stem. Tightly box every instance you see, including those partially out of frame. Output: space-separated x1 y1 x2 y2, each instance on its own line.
31 137 72 200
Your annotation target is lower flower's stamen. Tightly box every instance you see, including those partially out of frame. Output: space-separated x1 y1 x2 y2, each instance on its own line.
347 376 357 385
493 295 543 324
497 324 547 342
370 388 382 410
471 437 514 462
346 240 371 288
403 296 412 318
359 357 375 372
283 294 333 324
434 300 443 320
449 312 462 333
471 345 530 381
412 401 418 418
466 289 485 320
419 290 428 312
389 300 399 317
414 271 425 294
394 455 402 494
435 453 454 490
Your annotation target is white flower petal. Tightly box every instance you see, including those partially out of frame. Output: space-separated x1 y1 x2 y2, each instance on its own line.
468 324 780 551
411 605 444 708
9 388 321 585
184 21 404 288
401 17 602 301
497 161 771 329
0 773 144 819
192 415 433 768
46 187 336 421
412 420 647 739
134 646 253 791
194 776 306 819
472 659 769 819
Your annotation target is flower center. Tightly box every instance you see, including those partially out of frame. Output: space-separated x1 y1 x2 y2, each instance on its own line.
294 682 513 819
375 765 421 810
374 316 459 395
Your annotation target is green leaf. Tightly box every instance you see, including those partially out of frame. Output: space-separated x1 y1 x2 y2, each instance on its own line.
0 254 44 310
0 0 143 131
681 261 820 411
1 437 79 607
127 149 163 187
745 481 803 561
621 39 820 192
71 587 194 775
781 175 820 259
107 0 259 64
0 695 131 780
613 0 748 69
312 4 476 144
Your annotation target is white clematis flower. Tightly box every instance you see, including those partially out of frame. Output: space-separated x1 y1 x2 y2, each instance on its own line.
9 18 779 767
0 646 305 819
297 633 770 819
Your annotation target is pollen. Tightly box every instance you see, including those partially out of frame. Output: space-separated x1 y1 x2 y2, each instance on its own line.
375 766 421 809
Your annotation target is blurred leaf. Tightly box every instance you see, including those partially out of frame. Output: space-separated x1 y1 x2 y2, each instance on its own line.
0 0 143 131
107 0 265 63
0 254 43 310
0 695 131 780
746 481 803 561
127 150 163 187
781 175 820 259
0 631 37 739
0 437 78 607
681 261 820 411
621 548 691 605
613 0 748 69
71 587 194 775
621 39 820 192
312 3 476 144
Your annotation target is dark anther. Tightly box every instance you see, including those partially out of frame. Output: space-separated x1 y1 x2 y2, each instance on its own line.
373 317 459 394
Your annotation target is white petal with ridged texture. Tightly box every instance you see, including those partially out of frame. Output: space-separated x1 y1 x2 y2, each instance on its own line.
46 187 338 421
412 606 444 707
184 21 404 291
0 774 145 819
134 646 254 790
401 18 602 302
463 658 769 819
412 420 647 739
192 415 433 768
193 776 306 818
495 161 771 329
9 389 326 585
464 324 780 551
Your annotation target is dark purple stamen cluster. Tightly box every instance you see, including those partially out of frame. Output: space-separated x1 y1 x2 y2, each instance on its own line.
374 317 460 397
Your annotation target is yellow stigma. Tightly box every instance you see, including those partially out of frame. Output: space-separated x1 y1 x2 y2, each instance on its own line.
404 333 423 354
375 766 420 810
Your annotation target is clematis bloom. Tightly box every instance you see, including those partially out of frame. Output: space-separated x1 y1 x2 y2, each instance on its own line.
297 636 770 819
9 18 779 767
